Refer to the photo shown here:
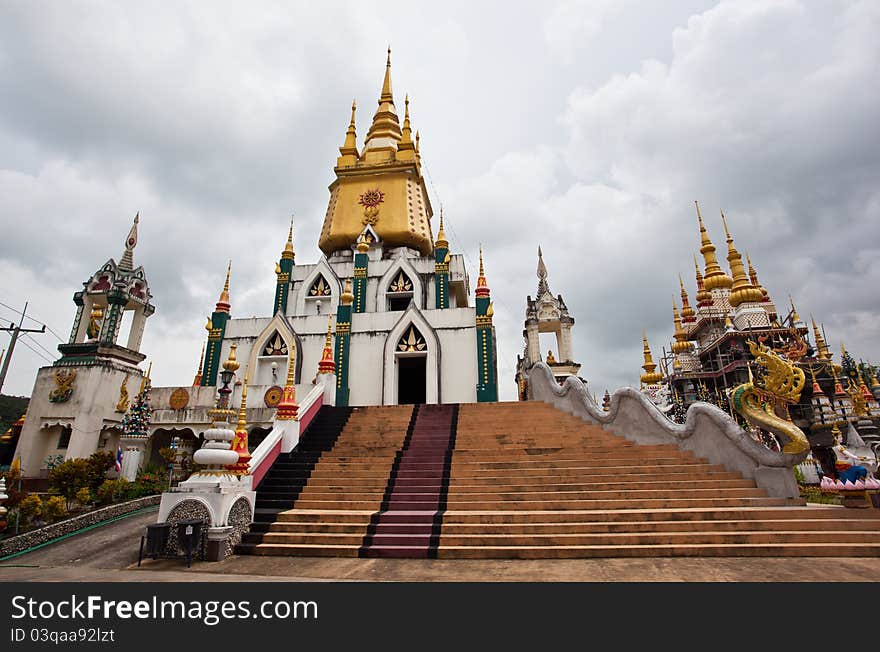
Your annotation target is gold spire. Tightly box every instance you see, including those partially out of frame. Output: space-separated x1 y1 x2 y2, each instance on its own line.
746 252 769 301
679 275 695 321
193 343 205 386
138 361 152 394
476 245 490 297
415 130 421 165
693 254 711 306
363 47 402 153
811 316 831 361
281 217 295 260
275 340 299 420
216 260 232 313
222 342 240 373
397 94 416 161
337 99 359 166
696 201 732 291
318 313 336 375
788 296 801 324
340 278 354 305
721 210 763 308
119 212 139 271
434 206 448 250
236 369 249 433
640 331 663 385
671 299 692 354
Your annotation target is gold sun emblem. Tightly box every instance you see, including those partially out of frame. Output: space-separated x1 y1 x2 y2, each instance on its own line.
359 188 384 225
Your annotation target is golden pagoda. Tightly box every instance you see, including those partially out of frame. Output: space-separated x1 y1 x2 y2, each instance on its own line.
319 48 434 257
640 332 664 385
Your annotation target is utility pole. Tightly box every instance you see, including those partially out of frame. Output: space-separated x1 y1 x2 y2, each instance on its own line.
0 302 47 395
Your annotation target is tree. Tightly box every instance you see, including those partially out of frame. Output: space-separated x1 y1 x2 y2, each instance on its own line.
121 382 152 439
47 458 90 508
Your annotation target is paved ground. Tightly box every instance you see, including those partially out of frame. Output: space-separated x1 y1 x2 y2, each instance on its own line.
1 508 879 582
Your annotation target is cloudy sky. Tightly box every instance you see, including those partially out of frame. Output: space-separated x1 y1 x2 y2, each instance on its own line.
1 1 878 401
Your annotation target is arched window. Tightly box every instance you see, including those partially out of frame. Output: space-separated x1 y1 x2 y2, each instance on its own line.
308 276 332 298
262 332 288 356
387 270 414 311
397 325 427 353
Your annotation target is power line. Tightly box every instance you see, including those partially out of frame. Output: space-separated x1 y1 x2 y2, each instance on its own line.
0 302 48 393
0 300 66 342
17 336 54 365
22 331 57 359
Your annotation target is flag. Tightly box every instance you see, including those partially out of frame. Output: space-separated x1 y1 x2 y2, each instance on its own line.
115 445 123 473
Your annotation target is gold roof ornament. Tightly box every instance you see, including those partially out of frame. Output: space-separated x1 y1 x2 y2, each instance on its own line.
810 316 831 361
363 46 402 153
337 99 359 166
721 210 763 307
693 254 711 306
340 278 355 306
222 342 240 373
138 362 152 394
640 331 663 385
356 232 370 253
788 296 802 324
679 275 695 321
396 94 416 162
216 260 232 313
282 217 295 261
193 343 205 386
695 201 732 291
434 206 448 250
119 212 139 272
746 252 769 302
671 299 692 354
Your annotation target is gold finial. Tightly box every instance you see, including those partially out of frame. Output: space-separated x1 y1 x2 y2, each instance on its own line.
138 361 152 394
721 210 763 308
696 201 732 291
222 342 240 373
282 217 295 260
671 299 691 354
435 205 448 249
640 331 662 385
811 315 831 361
340 278 354 305
693 254 711 306
363 47 401 150
356 232 370 253
317 313 336 375
236 368 249 432
381 46 393 101
745 252 769 301
788 295 801 323
679 274 695 321
476 244 490 296
119 211 140 271
216 260 232 312
337 100 359 164
193 343 205 386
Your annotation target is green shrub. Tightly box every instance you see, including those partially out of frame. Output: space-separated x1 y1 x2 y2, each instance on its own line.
96 478 129 506
43 496 67 523
47 458 90 508
19 494 43 524
75 487 92 507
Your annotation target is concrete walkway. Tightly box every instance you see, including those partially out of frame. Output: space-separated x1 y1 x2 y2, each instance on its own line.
1 508 879 581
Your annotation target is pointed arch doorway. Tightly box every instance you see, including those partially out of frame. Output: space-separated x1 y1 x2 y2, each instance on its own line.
395 324 427 405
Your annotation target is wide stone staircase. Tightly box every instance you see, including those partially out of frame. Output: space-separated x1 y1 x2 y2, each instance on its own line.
237 401 880 558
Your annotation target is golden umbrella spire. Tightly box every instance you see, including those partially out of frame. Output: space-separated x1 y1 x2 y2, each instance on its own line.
282 217 295 260
745 252 769 301
476 244 490 297
317 313 336 375
337 99 359 164
364 47 402 149
434 205 448 250
193 343 205 386
671 299 692 354
696 201 732 291
811 316 831 361
679 275 695 321
693 254 711 306
721 210 763 308
216 260 232 313
640 331 663 385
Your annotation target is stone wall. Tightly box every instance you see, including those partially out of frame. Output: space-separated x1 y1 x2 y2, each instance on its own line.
0 495 160 557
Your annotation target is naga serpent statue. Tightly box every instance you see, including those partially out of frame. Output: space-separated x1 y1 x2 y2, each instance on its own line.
731 339 809 455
